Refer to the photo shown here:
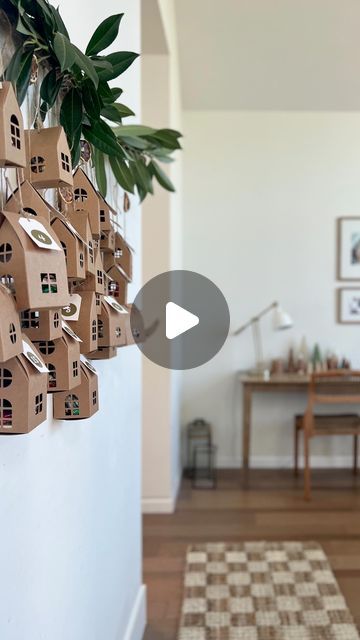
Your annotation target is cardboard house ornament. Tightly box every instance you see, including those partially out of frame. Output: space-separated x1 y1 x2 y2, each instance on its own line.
66 291 98 354
53 358 99 420
35 328 81 393
74 247 105 295
97 298 127 348
68 211 95 276
87 345 117 360
24 126 73 189
0 209 69 310
20 308 63 342
105 264 129 304
51 216 86 281
0 335 48 434
0 284 22 361
6 180 51 223
72 168 101 238
100 227 115 254
98 193 117 232
0 81 26 168
105 232 133 281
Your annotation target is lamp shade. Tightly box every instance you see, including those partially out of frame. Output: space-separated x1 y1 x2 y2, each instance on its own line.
273 305 293 330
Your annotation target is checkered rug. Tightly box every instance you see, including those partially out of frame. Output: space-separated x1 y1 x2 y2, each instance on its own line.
178 542 359 640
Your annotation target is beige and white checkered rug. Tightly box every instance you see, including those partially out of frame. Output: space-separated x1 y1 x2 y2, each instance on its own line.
178 542 359 640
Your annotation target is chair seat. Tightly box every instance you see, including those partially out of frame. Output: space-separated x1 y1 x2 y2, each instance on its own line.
296 413 360 433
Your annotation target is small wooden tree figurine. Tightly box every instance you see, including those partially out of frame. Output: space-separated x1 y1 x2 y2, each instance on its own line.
0 210 69 310
35 329 81 393
20 308 63 342
0 284 22 361
0 81 26 168
66 291 98 354
6 180 51 223
53 359 99 420
0 336 48 434
72 168 101 238
24 126 73 188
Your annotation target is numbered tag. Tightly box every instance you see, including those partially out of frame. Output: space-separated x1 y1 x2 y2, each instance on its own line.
62 294 82 321
104 296 128 314
62 321 82 342
80 355 98 375
19 217 61 250
22 340 49 373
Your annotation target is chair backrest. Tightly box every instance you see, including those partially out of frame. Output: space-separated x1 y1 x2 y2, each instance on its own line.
307 370 360 411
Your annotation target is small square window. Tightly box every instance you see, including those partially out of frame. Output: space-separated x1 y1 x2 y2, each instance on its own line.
92 390 97 406
61 152 70 172
0 243 12 263
10 115 21 150
48 364 56 388
72 360 78 377
41 273 58 294
79 252 84 269
74 188 87 202
35 393 43 415
39 341 55 355
97 270 103 285
0 399 12 428
0 368 12 388
54 312 60 328
21 310 40 330
92 320 97 341
96 293 101 307
31 156 45 173
100 210 105 222
9 323 16 344
98 319 104 339
65 394 79 416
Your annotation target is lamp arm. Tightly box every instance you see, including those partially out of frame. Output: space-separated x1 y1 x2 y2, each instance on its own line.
233 301 278 336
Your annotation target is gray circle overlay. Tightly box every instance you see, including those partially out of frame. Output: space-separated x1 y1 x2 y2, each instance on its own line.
131 270 230 370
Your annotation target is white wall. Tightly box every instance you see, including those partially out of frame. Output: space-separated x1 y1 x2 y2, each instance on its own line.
182 110 360 468
0 2 145 639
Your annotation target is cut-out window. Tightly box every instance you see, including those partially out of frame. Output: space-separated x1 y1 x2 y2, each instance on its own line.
65 394 79 416
0 368 12 388
10 114 21 150
74 188 87 202
31 156 46 174
115 327 121 338
0 275 15 294
111 282 120 298
92 320 97 341
48 364 56 388
114 249 123 258
35 393 43 415
95 293 100 307
0 399 12 428
100 233 105 241
61 152 70 172
79 252 84 268
108 281 117 294
53 312 60 328
61 241 67 258
39 341 55 355
23 207 37 216
92 390 97 406
98 319 104 339
41 273 58 294
88 241 94 264
72 360 78 377
21 310 40 329
0 243 12 263
9 323 16 344
97 270 103 285
100 210 105 222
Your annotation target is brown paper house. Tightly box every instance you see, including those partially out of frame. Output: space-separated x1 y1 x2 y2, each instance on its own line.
35 330 81 393
0 284 22 362
24 126 73 188
68 211 95 276
98 300 127 348
100 228 115 253
6 180 51 223
67 291 98 354
72 168 100 238
105 264 129 304
0 336 47 434
112 232 133 281
98 193 117 232
0 81 26 168
51 216 86 281
87 346 117 360
74 248 105 295
53 361 98 420
0 210 69 310
20 308 63 342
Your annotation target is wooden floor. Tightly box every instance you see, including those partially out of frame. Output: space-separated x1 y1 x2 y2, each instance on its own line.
143 469 360 639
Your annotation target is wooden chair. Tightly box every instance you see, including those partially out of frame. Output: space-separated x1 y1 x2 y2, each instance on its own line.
294 370 360 500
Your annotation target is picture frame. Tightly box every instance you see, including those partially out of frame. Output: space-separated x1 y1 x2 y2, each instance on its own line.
337 287 360 324
337 217 360 280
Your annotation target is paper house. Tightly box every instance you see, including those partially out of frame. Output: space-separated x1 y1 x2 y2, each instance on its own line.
51 216 86 281
67 291 98 354
0 210 69 310
99 194 117 232
113 232 133 281
100 228 115 253
6 180 51 223
0 284 22 362
74 248 105 295
98 300 127 348
72 168 100 238
68 211 95 276
24 126 73 188
35 330 81 393
20 308 63 342
87 346 117 360
0 336 47 434
53 360 98 420
0 81 26 168
105 265 129 304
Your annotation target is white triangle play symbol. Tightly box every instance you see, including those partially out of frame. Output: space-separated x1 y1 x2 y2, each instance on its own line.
166 302 199 340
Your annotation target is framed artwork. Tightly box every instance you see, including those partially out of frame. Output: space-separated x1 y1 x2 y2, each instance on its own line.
337 217 360 280
337 287 360 324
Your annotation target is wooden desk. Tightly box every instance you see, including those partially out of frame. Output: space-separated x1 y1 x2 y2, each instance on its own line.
240 373 359 484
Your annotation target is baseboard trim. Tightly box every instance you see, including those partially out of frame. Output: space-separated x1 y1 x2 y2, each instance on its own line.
122 584 147 640
217 455 355 469
142 496 176 514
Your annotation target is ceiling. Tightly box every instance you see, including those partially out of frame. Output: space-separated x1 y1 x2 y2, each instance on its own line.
174 0 360 110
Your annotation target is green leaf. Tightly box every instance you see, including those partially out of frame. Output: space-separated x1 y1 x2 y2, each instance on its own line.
16 14 37 37
109 155 134 193
72 45 99 87
82 78 102 120
40 69 62 108
131 158 153 195
114 124 155 138
86 13 124 56
60 88 83 144
49 5 69 37
101 103 134 123
150 160 175 192
71 127 82 167
111 87 123 101
16 49 34 105
97 51 139 82
98 81 114 104
83 119 124 157
146 129 182 150
93 148 107 197
120 136 151 150
53 33 76 71
5 47 23 85
90 58 113 71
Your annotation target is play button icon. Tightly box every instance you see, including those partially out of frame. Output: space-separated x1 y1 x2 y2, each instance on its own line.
131 270 230 370
166 302 199 339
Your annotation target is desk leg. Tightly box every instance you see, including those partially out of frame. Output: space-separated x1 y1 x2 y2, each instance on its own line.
242 386 252 487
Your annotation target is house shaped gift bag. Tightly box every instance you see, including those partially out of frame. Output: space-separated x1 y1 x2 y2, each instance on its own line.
68 211 95 276
6 180 51 223
72 168 101 239
24 126 73 189
97 297 127 348
51 215 86 281
0 283 22 361
65 291 98 354
0 81 26 168
35 325 81 393
20 309 63 342
0 209 69 310
53 357 98 420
